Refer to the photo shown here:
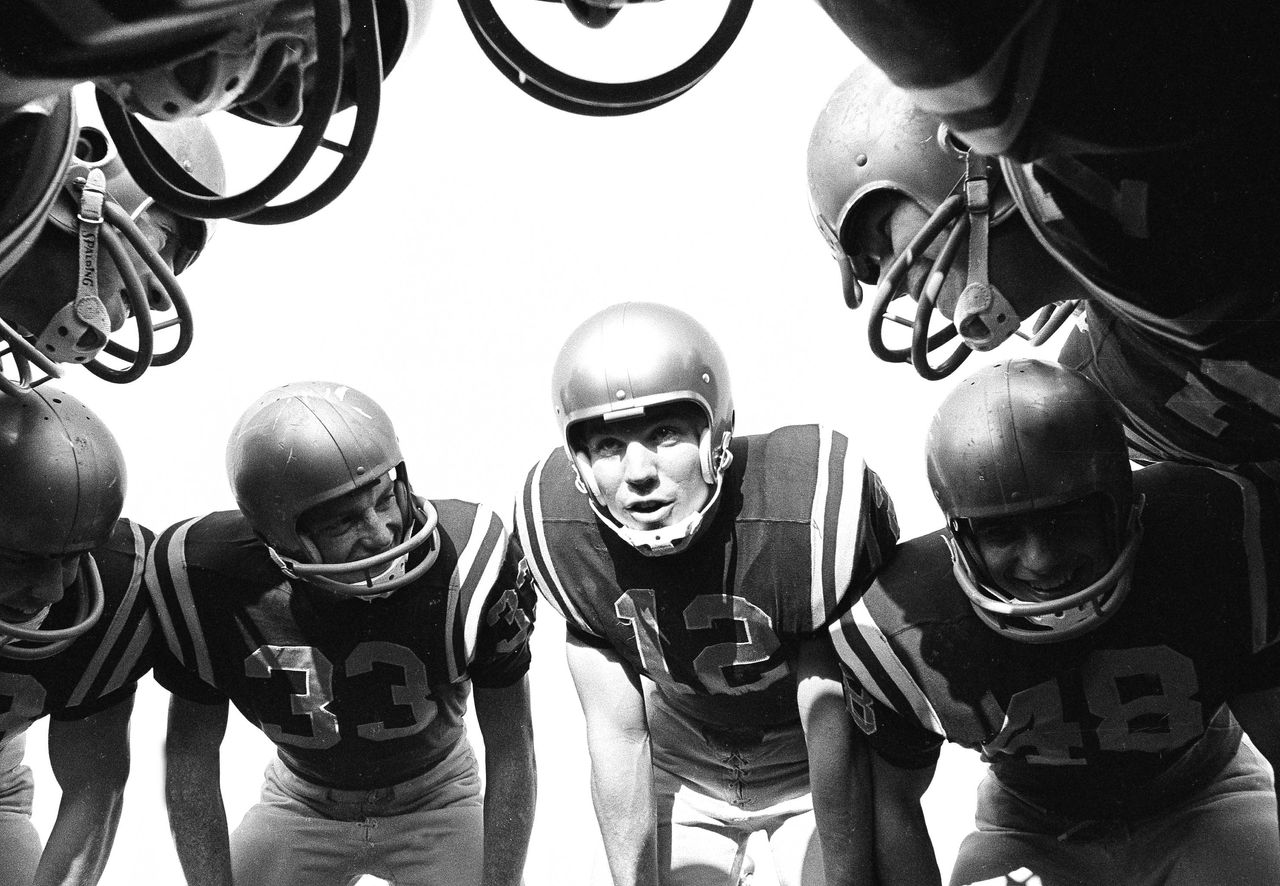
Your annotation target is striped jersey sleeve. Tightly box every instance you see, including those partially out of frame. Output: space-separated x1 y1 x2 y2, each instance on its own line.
801 425 900 632
52 519 157 720
144 516 227 704
514 453 604 641
448 505 535 689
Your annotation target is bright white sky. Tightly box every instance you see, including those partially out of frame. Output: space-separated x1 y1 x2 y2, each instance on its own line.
17 3 1074 883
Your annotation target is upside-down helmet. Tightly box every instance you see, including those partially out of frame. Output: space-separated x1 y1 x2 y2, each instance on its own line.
226 381 440 596
806 65 1084 378
0 84 224 386
552 301 734 555
926 359 1143 643
93 0 430 224
459 0 753 116
0 386 125 659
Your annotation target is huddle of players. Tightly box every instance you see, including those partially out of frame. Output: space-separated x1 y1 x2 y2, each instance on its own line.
5 296 1280 886
6 9 1280 886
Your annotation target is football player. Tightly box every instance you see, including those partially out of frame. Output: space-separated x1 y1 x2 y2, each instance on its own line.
516 301 900 885
146 381 536 886
0 387 154 885
828 359 1280 885
0 86 223 391
807 61 1280 474
807 10 1280 469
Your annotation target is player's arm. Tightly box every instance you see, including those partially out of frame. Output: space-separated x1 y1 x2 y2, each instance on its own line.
1230 687 1280 848
566 631 658 886
834 656 942 885
796 634 875 886
473 675 536 886
164 694 232 886
36 694 135 886
869 751 940 885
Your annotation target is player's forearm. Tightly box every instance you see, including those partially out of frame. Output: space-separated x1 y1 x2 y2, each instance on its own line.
482 748 537 886
870 761 941 886
798 647 876 886
33 784 125 886
587 735 658 886
165 758 233 886
807 739 875 886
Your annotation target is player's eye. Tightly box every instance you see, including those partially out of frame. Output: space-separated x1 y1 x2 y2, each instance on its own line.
588 436 623 458
973 521 1019 547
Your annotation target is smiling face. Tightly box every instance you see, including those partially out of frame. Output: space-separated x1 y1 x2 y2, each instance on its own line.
579 402 712 533
968 497 1111 603
0 548 78 624
297 472 403 568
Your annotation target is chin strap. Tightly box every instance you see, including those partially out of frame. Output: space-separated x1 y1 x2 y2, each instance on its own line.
946 496 1145 644
589 476 726 557
38 168 113 364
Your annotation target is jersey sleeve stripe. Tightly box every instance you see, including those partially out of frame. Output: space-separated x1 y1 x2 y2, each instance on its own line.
96 615 153 699
147 518 215 685
517 458 598 637
829 599 946 737
1211 469 1272 651
456 507 508 670
68 520 150 707
811 427 879 630
809 425 838 630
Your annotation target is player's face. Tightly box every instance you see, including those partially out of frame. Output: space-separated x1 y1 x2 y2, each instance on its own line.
0 549 78 623
851 196 968 317
969 498 1110 603
298 472 402 567
582 404 711 532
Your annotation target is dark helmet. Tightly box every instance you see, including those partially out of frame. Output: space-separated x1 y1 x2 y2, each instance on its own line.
926 359 1142 642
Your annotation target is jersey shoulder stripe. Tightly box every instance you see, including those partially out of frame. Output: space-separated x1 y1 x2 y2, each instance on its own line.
68 519 153 707
830 596 945 737
516 452 599 638
812 424 898 629
437 502 509 679
145 515 217 686
745 424 897 630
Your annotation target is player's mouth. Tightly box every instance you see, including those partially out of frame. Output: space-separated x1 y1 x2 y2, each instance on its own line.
1015 570 1082 601
624 499 675 524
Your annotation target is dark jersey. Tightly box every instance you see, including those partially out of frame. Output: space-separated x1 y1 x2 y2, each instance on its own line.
517 425 899 729
145 501 535 790
818 1 1280 358
816 1 1276 161
0 519 153 746
1060 307 1280 471
830 464 1280 817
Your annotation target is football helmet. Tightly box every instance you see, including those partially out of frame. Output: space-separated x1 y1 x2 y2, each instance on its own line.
0 387 125 659
926 359 1143 643
806 65 1083 380
0 94 77 395
0 85 224 387
552 301 734 555
459 0 753 115
94 0 429 223
226 381 440 596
